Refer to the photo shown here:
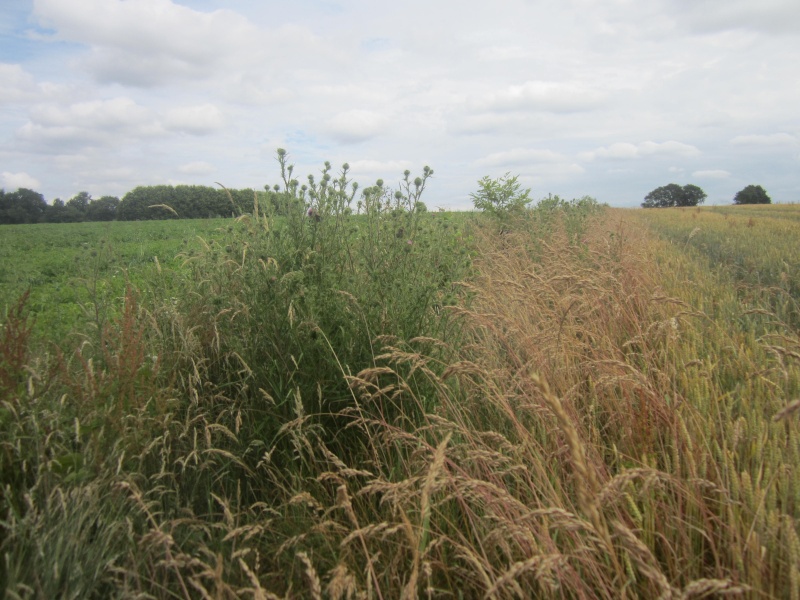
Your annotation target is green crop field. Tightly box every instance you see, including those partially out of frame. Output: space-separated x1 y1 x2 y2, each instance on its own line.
0 218 232 344
2 177 800 598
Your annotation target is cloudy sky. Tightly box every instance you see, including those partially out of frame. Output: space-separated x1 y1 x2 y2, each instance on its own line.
1 0 798 208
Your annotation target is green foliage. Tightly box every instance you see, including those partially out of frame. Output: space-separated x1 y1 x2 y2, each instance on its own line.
84 196 120 222
66 191 91 213
470 172 532 222
0 188 47 224
39 191 122 223
0 185 260 224
642 183 706 208
117 184 252 220
734 184 771 205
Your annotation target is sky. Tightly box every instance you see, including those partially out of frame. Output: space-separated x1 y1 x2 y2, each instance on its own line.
1 0 798 209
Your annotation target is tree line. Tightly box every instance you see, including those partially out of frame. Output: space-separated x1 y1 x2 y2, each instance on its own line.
641 183 772 208
1 179 776 224
0 184 279 225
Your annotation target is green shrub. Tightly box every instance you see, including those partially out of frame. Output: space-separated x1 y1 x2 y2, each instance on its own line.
470 172 532 227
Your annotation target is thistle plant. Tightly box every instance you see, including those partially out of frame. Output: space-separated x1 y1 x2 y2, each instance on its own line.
180 149 467 455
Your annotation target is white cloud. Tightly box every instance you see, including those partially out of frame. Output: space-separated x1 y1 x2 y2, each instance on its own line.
477 45 531 61
15 98 228 154
31 97 152 129
692 169 731 179
0 64 71 109
639 141 701 157
0 63 39 104
474 148 566 168
163 104 225 135
670 0 800 35
471 148 585 185
448 113 521 136
15 97 160 150
529 162 585 179
310 84 391 106
178 161 215 175
33 0 262 86
2 171 42 190
0 0 794 207
579 140 701 161
471 81 607 114
579 143 639 161
348 159 414 177
324 110 389 144
730 133 797 147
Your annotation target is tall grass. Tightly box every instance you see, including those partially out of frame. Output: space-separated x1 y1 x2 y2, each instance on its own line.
2 175 799 598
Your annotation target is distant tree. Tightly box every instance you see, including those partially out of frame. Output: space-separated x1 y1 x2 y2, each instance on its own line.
118 184 247 220
43 197 84 223
119 186 176 220
643 184 682 208
223 187 258 216
42 198 70 223
734 185 771 205
86 196 120 221
678 184 707 207
0 188 48 224
642 184 706 208
63 191 92 221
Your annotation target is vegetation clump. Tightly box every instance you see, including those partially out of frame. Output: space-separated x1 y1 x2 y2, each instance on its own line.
0 185 263 224
470 171 532 227
734 184 771 205
642 183 706 208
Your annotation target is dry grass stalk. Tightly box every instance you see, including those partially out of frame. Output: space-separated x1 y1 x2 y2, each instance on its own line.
327 563 358 600
773 399 800 422
336 484 385 600
296 552 322 600
612 521 675 599
679 578 748 598
484 554 566 598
